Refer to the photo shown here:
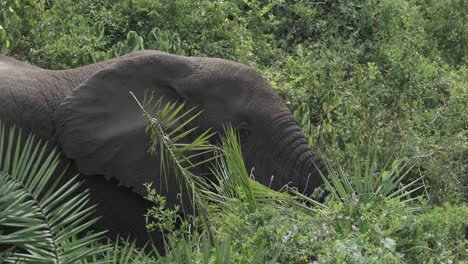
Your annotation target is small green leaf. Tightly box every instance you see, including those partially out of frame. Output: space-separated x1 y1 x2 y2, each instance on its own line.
381 237 396 252
325 122 333 133
93 21 105 40
0 25 5 42
381 170 390 181
358 219 370 233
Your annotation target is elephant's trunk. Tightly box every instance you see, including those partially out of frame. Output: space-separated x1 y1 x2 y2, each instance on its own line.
268 111 326 195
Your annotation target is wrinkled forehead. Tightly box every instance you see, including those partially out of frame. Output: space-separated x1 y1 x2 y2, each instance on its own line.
188 57 279 99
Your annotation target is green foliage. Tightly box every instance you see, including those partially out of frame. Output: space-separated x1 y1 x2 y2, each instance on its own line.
1 96 466 262
133 92 291 216
209 193 467 263
0 0 44 55
317 154 424 206
271 42 466 203
143 182 193 253
152 231 280 264
1 0 466 262
96 238 156 264
414 0 467 65
135 96 294 262
0 122 109 263
209 127 292 213
131 92 218 222
0 122 163 262
144 183 183 235
136 97 465 263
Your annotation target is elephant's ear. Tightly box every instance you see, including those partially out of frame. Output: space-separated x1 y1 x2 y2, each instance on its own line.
53 51 196 198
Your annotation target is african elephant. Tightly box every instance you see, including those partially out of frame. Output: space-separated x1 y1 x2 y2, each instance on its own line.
0 50 326 248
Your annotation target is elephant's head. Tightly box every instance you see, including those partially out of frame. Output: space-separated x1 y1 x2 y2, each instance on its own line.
54 51 326 204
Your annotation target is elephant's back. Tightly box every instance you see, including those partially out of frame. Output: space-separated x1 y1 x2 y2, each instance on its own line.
0 56 40 70
0 56 44 90
0 57 59 140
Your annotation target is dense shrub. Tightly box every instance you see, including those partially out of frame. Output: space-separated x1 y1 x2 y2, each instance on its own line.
0 0 466 262
1 0 465 203
210 197 467 263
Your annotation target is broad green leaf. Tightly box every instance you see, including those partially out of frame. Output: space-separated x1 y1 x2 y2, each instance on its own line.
380 237 396 252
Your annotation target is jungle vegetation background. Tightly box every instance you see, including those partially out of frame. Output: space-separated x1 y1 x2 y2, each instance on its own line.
0 0 466 263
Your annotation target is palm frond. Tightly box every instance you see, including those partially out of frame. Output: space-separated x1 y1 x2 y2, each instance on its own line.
297 148 426 210
158 232 280 264
132 93 291 218
207 127 291 213
82 237 157 264
131 92 218 220
0 121 108 263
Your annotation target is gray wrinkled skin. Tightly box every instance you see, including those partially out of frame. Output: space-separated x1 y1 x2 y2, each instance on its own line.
0 51 326 248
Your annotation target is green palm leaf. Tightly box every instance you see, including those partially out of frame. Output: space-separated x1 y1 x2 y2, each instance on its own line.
207 127 291 213
132 92 291 218
0 122 108 263
131 92 218 221
290 148 427 212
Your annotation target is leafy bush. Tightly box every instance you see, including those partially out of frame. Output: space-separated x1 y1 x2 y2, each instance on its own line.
134 94 466 263
1 0 466 262
209 196 467 263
